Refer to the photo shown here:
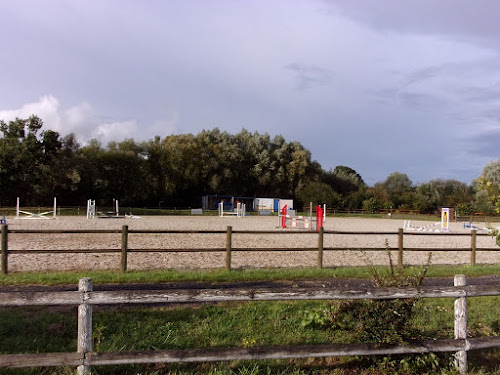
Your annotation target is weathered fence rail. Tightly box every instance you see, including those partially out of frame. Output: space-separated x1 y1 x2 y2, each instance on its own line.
0 225 496 274
0 275 498 374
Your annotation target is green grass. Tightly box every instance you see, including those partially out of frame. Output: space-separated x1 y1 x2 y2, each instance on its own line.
1 265 500 373
1 296 500 374
0 264 499 286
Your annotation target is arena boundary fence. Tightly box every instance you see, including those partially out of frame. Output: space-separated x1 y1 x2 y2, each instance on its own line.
0 275 498 374
0 225 494 275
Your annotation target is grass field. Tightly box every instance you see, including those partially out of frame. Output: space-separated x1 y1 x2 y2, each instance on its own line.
0 294 499 374
1 263 500 286
0 265 500 374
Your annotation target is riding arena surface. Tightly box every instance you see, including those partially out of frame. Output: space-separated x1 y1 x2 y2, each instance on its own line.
4 216 499 272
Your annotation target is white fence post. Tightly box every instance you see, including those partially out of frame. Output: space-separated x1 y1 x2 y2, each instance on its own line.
78 278 93 375
454 274 467 374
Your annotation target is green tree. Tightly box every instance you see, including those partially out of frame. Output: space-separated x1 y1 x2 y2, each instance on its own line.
0 115 59 205
477 159 500 213
383 172 414 208
415 179 473 213
321 165 366 209
296 181 342 208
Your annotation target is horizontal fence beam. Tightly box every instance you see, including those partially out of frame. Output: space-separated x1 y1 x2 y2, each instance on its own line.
0 291 82 305
84 336 500 365
6 247 500 254
1 284 500 306
2 336 500 369
7 228 491 236
0 352 82 368
7 229 123 234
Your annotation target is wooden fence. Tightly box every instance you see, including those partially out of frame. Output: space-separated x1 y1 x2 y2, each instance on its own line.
0 275 499 374
0 225 497 274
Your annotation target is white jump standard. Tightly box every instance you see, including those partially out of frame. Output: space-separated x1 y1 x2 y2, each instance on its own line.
404 208 450 232
87 199 96 219
87 199 121 219
218 201 246 218
16 197 57 219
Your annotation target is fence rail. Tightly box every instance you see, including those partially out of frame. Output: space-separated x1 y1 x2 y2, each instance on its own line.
0 225 497 274
0 276 498 374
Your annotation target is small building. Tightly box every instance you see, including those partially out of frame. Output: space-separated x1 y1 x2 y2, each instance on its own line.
254 198 293 213
202 195 255 211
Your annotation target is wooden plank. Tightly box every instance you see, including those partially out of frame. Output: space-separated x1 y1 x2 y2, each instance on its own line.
468 336 500 350
454 275 467 374
398 228 403 268
1 285 499 307
129 248 316 253
84 339 465 366
121 225 128 273
128 230 226 234
317 227 323 269
0 285 492 307
8 229 122 234
1 336 499 369
1 225 7 275
230 247 317 252
324 230 399 235
9 247 498 254
0 352 82 368
83 284 500 305
471 230 477 265
323 247 497 252
234 230 318 234
78 278 93 375
226 226 232 271
8 249 121 254
403 232 473 237
7 229 491 238
0 291 81 306
129 248 225 253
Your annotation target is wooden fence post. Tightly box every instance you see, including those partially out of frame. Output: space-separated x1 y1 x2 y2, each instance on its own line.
1 225 7 275
398 228 404 268
226 226 232 271
454 274 467 375
78 278 93 375
121 225 128 273
470 230 476 266
317 227 324 269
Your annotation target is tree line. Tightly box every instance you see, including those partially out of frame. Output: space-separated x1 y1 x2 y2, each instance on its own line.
1 115 499 215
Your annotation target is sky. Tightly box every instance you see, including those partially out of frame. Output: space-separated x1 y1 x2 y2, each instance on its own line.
2 0 500 186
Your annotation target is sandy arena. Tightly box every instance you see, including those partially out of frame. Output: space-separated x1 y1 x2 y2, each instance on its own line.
3 215 499 272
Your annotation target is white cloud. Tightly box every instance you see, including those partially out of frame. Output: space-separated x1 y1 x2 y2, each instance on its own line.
92 119 138 143
0 95 172 146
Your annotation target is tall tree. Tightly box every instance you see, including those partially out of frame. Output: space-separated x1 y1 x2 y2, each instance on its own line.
477 159 500 213
383 172 414 208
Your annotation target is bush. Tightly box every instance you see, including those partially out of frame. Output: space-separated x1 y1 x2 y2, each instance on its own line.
455 202 474 216
362 197 382 213
301 250 440 373
330 250 431 345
